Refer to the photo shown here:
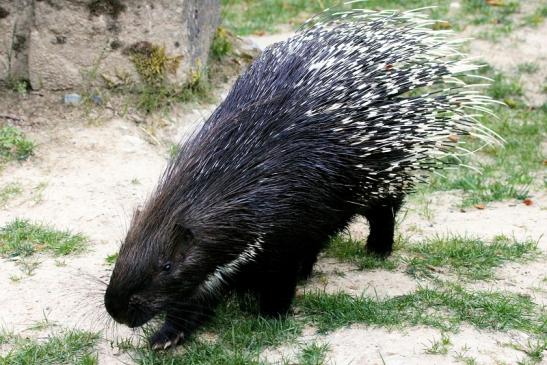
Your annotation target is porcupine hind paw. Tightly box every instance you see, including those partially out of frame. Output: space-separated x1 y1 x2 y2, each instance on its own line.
149 320 184 350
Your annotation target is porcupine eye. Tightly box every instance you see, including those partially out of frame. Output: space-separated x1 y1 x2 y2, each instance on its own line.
162 262 172 272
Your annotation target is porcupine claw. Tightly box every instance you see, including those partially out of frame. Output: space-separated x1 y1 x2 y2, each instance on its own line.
150 331 182 350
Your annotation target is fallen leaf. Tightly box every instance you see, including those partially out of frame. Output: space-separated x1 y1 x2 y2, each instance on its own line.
523 198 533 206
432 21 452 30
474 204 485 210
486 0 505 6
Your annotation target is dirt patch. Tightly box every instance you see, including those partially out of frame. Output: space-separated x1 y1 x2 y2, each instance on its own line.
301 258 418 298
262 324 531 365
397 191 547 251
467 260 547 306
466 22 547 107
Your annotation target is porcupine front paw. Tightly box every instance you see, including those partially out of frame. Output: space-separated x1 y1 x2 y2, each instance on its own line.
149 320 184 350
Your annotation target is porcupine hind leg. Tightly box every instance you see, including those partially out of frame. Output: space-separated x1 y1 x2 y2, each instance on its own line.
361 196 404 257
297 245 322 281
149 302 215 350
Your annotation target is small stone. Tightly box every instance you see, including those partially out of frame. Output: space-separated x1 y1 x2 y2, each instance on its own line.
91 95 103 105
63 93 82 105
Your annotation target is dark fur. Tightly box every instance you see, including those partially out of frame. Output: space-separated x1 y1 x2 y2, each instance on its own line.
105 11 494 349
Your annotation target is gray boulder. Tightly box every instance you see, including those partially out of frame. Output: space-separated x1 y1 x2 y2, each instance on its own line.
0 0 220 90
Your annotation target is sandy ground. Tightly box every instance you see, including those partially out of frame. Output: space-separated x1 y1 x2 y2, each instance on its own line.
1 7 546 365
466 15 547 107
262 324 534 365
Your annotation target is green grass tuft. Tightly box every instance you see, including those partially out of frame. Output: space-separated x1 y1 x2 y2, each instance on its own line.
131 68 212 114
0 182 22 206
424 333 452 355
0 218 88 258
522 4 547 27
296 342 330 365
221 0 450 35
487 71 523 103
298 284 545 335
325 234 397 270
211 27 233 60
105 252 118 265
135 296 301 364
517 62 540 75
427 103 545 206
0 330 99 365
405 235 540 280
167 143 180 159
461 0 519 26
0 125 35 163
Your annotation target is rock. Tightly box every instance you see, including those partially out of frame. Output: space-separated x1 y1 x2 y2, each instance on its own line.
0 1 32 84
0 0 220 90
63 93 82 105
232 35 261 61
91 95 103 105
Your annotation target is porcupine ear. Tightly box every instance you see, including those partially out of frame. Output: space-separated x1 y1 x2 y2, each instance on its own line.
173 224 194 244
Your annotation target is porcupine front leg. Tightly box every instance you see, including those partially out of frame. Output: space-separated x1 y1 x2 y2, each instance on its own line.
361 196 403 257
149 302 215 350
257 264 299 317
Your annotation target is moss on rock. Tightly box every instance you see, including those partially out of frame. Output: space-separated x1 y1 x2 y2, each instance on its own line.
87 0 126 18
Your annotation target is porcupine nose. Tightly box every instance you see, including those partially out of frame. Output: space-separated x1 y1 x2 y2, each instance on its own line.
104 285 130 324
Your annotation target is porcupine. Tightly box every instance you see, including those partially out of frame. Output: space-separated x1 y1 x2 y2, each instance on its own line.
104 7 500 349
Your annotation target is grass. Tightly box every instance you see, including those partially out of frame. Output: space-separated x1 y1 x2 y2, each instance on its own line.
295 342 330 365
0 182 22 206
324 233 539 280
221 0 527 36
221 0 452 35
211 27 233 60
426 103 545 206
99 39 214 114
405 235 540 280
0 125 35 163
126 68 212 114
105 252 118 265
487 68 524 102
424 333 451 355
224 0 450 34
32 181 48 205
425 65 545 206
167 143 180 159
297 284 545 335
134 284 540 362
17 258 40 276
517 62 540 75
0 218 88 258
135 296 302 364
522 4 547 27
461 0 519 26
0 330 99 365
511 338 547 365
324 234 398 270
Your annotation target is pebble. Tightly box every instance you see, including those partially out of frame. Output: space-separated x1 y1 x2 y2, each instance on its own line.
63 93 82 105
